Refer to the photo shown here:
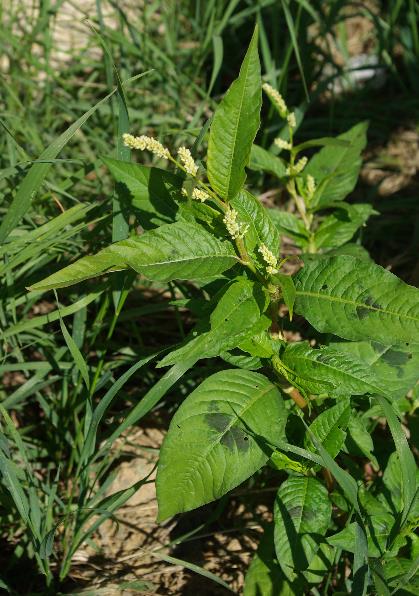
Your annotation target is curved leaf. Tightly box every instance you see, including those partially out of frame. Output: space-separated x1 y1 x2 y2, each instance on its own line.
305 399 351 458
244 524 299 596
305 122 368 208
329 340 419 399
280 342 389 397
207 26 261 200
231 190 280 257
249 144 287 179
156 369 286 519
29 221 238 291
103 157 182 229
274 476 332 579
295 255 419 345
158 279 270 367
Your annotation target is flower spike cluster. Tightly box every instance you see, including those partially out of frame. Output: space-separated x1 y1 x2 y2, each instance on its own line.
258 244 279 275
286 156 307 177
122 133 170 159
263 83 296 129
177 147 198 177
306 174 316 200
223 207 249 240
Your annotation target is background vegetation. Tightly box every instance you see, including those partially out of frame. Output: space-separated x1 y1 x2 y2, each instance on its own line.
0 1 418 593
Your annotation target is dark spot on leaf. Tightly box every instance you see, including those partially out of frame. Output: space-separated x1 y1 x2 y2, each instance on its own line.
356 295 383 319
381 349 411 368
321 284 328 290
287 506 302 519
205 413 250 452
372 341 385 353
207 400 220 413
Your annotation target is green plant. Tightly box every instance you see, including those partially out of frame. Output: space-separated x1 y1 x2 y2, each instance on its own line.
18 25 419 593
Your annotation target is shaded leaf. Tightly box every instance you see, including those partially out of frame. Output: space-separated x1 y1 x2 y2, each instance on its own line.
274 476 332 580
249 144 287 178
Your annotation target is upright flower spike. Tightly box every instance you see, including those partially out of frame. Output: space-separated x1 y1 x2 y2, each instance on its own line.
262 83 288 118
177 147 198 177
274 138 292 151
306 174 316 200
122 133 170 159
223 207 249 240
192 188 209 202
258 244 278 275
287 112 296 129
286 156 308 177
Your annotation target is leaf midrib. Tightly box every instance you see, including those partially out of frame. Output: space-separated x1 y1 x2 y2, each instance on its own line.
296 290 419 323
223 49 254 198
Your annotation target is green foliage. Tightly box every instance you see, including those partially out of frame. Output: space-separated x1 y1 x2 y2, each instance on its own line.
1 7 418 594
156 369 286 519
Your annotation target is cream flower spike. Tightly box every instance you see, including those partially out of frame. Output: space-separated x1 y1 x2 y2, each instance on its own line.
262 83 288 118
177 147 198 177
223 207 249 240
258 244 278 275
122 133 170 159
192 188 209 202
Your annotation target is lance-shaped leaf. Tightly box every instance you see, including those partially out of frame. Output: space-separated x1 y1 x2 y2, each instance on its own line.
279 342 390 397
305 122 368 209
231 190 280 257
248 144 287 179
207 26 261 200
329 340 419 399
156 369 287 519
158 279 270 366
305 399 351 459
294 255 419 345
268 209 309 248
103 157 182 229
29 221 238 291
274 476 332 580
313 204 376 250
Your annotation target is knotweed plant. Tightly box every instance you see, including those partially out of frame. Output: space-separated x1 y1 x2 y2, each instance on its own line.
29 26 419 594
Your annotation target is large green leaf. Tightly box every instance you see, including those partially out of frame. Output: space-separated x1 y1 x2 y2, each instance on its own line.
248 144 287 179
305 122 368 209
244 524 300 596
29 221 238 291
294 255 419 345
156 369 286 519
314 204 376 250
274 476 332 579
207 26 261 200
305 399 351 459
231 190 280 257
329 340 419 399
103 157 182 229
158 278 270 366
279 342 388 397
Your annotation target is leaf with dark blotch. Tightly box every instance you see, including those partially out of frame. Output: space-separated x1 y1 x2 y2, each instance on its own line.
156 369 287 519
295 255 419 345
